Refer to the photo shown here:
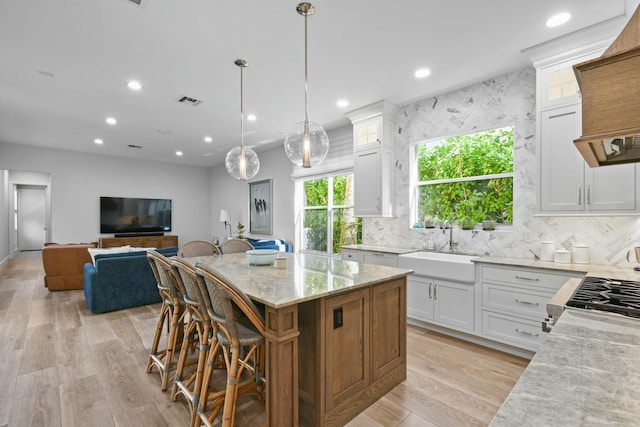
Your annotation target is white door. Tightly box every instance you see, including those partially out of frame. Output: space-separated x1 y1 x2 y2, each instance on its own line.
17 188 47 251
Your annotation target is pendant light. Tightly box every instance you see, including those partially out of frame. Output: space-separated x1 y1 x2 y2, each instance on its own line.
225 59 260 180
284 2 329 168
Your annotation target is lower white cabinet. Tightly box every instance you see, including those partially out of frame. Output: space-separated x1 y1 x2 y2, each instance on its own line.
407 275 474 332
478 263 583 352
341 248 398 267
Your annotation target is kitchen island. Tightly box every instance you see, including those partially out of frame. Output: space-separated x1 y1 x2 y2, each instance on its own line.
490 307 640 425
185 252 412 427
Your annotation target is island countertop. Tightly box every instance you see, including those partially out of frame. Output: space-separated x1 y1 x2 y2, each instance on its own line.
490 308 640 426
182 251 413 309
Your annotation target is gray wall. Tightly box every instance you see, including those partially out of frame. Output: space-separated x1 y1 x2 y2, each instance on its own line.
0 142 212 246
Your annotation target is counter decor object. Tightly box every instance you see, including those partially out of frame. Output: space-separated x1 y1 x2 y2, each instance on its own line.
540 241 555 261
274 256 287 269
571 245 590 264
553 249 571 263
482 220 496 231
246 249 278 265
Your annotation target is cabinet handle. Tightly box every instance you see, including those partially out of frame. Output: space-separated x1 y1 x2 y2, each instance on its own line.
514 275 539 282
434 283 437 300
587 185 591 205
376 197 380 211
515 328 539 337
372 252 384 257
578 185 582 205
428 283 432 299
515 299 539 306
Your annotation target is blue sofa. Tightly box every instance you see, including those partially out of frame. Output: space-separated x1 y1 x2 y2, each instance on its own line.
83 246 178 314
246 238 292 252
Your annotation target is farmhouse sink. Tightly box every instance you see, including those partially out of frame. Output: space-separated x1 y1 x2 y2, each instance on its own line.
397 251 477 283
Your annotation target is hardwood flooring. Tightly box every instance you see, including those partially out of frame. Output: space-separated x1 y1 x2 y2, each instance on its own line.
0 251 528 427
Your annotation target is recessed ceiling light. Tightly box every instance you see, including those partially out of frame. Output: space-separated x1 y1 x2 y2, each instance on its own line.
546 12 571 28
127 80 142 91
204 136 213 143
94 138 103 145
337 99 349 108
414 68 431 79
105 117 117 125
176 151 183 156
247 114 257 121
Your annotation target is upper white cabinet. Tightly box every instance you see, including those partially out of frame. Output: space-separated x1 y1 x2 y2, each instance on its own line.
346 101 398 217
533 40 639 215
539 105 637 213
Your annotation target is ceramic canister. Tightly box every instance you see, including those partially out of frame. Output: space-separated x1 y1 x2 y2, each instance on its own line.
540 241 555 261
572 245 590 264
554 249 572 263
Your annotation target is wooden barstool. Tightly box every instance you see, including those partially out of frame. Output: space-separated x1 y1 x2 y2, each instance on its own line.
145 250 185 391
178 240 221 258
170 257 219 427
195 263 265 427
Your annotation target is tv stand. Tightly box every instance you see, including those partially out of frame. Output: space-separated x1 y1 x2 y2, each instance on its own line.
100 235 178 249
114 232 165 238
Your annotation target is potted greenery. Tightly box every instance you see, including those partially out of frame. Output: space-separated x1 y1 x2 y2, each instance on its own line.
235 223 245 239
459 216 475 230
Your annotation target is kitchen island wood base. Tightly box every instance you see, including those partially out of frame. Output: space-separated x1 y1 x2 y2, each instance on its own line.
298 277 407 427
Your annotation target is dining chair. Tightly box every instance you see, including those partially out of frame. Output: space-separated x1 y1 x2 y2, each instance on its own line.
221 238 254 254
170 257 220 427
145 250 186 391
178 240 221 258
195 262 265 427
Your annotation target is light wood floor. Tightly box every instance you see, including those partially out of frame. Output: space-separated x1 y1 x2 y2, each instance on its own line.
0 251 528 427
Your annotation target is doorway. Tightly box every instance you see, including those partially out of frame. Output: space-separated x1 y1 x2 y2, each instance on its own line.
17 186 47 251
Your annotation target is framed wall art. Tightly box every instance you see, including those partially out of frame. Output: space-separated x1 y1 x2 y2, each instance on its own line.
249 178 272 235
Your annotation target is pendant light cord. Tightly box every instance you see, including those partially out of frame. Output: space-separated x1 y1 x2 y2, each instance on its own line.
240 64 245 149
304 11 309 124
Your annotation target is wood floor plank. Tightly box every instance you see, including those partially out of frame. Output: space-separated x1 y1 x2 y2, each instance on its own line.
0 252 528 427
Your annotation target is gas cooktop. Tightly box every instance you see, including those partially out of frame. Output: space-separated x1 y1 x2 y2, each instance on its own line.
566 276 640 318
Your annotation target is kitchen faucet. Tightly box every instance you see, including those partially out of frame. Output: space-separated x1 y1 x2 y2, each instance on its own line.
441 220 458 253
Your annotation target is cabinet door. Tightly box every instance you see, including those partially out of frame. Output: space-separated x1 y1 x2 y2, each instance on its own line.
586 164 637 211
406 277 433 321
539 105 585 212
433 280 474 331
371 279 406 381
353 118 382 152
324 288 371 412
354 148 382 216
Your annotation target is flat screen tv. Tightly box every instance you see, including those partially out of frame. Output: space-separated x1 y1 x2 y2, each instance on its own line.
100 196 172 234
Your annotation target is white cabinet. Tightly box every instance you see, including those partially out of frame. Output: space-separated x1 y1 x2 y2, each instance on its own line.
539 105 637 213
346 101 397 217
407 275 474 332
341 248 398 267
478 264 582 352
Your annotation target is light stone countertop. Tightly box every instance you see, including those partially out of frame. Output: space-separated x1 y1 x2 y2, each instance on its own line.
490 308 640 426
340 244 419 255
181 252 412 309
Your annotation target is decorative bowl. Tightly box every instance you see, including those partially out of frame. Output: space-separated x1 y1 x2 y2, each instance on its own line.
246 249 278 266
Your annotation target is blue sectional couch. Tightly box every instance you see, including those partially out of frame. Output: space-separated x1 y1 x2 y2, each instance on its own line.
245 238 292 252
83 246 178 314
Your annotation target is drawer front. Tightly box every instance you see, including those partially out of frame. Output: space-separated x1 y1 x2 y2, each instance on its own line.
342 249 361 262
361 252 398 267
482 283 551 318
481 265 575 291
482 310 547 350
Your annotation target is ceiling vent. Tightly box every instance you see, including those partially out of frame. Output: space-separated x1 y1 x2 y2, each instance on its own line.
128 144 143 149
178 96 202 106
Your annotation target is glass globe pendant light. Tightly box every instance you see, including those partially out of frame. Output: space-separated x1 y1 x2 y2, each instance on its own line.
225 59 260 180
284 2 329 168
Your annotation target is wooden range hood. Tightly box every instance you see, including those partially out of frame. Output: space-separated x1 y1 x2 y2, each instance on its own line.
573 5 640 167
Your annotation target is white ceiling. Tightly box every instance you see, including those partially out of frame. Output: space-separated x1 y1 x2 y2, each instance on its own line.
0 0 636 167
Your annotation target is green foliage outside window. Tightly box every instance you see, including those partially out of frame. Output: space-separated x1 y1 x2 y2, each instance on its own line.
417 127 514 225
302 175 362 254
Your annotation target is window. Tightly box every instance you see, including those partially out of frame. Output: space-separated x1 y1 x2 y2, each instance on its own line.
413 126 514 227
296 174 362 255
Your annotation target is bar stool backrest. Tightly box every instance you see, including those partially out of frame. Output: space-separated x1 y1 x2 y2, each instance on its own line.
178 240 221 258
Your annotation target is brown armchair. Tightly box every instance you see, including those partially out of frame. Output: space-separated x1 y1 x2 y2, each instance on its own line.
42 242 97 291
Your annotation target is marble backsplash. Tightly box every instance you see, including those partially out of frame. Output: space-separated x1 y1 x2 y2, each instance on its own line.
362 68 640 266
